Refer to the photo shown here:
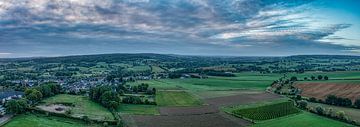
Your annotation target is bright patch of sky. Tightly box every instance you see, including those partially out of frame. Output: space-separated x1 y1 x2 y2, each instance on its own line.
0 0 359 57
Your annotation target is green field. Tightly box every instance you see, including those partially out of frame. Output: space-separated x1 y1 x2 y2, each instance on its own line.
151 66 165 73
127 80 183 90
126 65 151 72
42 94 114 121
252 112 354 127
228 101 300 121
4 114 99 127
156 91 202 106
117 104 159 115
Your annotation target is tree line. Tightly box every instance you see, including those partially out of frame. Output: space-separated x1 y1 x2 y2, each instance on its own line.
5 83 61 114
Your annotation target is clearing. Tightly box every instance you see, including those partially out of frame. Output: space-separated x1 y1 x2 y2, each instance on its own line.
41 94 114 121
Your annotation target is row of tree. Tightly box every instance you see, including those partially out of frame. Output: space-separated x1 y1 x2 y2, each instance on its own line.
122 96 156 105
297 100 358 126
308 95 360 109
24 83 61 103
89 86 121 109
290 75 329 81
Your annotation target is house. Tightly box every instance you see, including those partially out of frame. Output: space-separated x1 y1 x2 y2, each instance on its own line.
0 105 5 116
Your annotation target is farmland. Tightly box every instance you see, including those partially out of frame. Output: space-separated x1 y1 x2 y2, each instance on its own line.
295 82 360 102
3 114 100 127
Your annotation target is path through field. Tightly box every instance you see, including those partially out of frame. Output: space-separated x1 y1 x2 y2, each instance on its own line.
122 92 281 127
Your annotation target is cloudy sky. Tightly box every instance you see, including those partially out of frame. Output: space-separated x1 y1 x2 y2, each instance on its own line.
0 0 359 57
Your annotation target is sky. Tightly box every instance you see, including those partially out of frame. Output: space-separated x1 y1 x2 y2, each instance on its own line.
0 0 359 58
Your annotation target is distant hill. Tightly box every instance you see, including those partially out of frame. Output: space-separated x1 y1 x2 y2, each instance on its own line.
1 53 359 63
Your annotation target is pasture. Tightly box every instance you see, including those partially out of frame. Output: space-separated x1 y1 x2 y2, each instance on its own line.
41 94 114 121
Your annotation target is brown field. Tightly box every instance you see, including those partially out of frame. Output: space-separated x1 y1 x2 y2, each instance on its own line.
205 92 281 107
126 113 249 127
295 82 360 101
159 106 218 116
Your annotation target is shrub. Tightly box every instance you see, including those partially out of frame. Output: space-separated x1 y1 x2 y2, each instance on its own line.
336 111 346 120
355 98 360 109
309 97 317 102
315 106 325 115
297 100 308 109
103 122 109 127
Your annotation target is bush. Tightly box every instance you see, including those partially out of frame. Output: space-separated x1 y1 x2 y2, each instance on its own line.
325 95 352 107
297 100 308 109
336 111 346 120
355 99 360 109
103 122 109 127
309 97 317 102
315 106 325 115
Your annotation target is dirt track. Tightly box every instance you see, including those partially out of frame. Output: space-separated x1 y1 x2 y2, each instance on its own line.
123 92 281 127
295 82 360 101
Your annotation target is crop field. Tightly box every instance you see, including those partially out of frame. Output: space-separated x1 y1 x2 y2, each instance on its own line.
41 94 114 121
195 89 264 99
173 78 273 90
127 80 183 90
206 92 281 107
3 114 99 127
251 112 354 127
125 113 246 127
228 101 300 121
307 102 360 124
117 104 159 115
295 82 360 101
156 91 203 106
